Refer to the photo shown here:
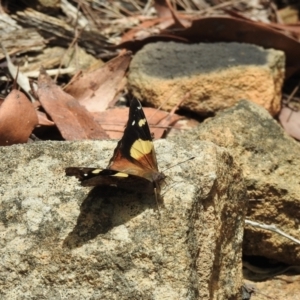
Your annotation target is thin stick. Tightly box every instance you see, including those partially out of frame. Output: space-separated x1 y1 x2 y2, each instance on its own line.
245 219 300 245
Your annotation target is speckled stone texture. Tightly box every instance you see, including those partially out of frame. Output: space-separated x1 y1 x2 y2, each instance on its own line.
184 100 300 265
0 139 246 299
128 42 285 116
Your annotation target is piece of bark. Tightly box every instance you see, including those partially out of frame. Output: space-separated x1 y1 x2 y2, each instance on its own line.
14 8 109 55
0 12 21 34
0 28 45 60
20 46 100 76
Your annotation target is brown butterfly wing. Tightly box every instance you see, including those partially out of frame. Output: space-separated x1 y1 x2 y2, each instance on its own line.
65 167 154 192
108 99 161 182
65 99 165 191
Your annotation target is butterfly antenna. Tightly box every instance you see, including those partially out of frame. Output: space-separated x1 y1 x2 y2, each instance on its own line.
147 87 178 122
162 157 195 172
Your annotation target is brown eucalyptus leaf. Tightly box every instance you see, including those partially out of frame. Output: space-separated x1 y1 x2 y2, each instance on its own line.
0 90 38 146
93 106 182 139
279 107 300 140
64 51 132 113
37 69 108 140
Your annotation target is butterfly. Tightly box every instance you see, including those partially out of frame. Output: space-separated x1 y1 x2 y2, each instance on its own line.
65 99 166 194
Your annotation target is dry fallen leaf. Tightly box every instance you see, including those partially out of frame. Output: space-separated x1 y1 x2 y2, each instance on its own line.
32 100 55 126
279 106 300 140
116 15 300 78
169 16 300 78
154 0 190 28
37 68 108 140
1 43 37 102
64 51 132 113
36 111 55 126
0 89 38 146
93 106 182 139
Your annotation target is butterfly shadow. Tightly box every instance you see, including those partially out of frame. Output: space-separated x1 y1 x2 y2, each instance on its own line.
62 186 159 249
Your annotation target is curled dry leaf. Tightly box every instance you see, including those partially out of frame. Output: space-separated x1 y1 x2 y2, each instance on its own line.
93 106 182 139
37 69 108 140
120 18 163 43
279 106 300 140
32 100 55 126
119 0 190 43
169 16 300 78
155 0 174 18
0 90 38 146
116 15 300 78
64 51 132 113
37 111 55 126
154 0 189 28
1 44 36 102
116 34 187 51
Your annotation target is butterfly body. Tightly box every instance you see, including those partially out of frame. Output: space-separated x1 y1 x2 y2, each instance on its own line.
66 99 165 193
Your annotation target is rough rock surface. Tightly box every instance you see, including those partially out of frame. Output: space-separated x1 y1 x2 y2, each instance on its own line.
244 274 300 300
181 100 300 265
0 140 246 299
128 42 285 116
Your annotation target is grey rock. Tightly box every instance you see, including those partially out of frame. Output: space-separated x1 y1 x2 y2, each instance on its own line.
182 99 300 265
128 42 285 116
0 139 246 299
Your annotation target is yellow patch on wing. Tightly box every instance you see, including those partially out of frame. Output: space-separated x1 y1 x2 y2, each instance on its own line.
112 172 129 177
130 139 153 159
138 118 146 127
91 169 102 174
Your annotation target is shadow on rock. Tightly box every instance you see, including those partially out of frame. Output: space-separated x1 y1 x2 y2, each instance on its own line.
63 186 157 249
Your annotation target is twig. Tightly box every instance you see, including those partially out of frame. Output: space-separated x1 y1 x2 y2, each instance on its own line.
54 27 82 82
24 67 75 78
245 219 300 245
1 43 36 102
61 0 89 29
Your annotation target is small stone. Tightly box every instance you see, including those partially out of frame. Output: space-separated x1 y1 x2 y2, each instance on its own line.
128 42 285 116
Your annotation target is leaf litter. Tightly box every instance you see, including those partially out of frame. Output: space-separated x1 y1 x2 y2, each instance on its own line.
0 89 38 146
37 68 109 140
1 1 300 299
1 0 300 144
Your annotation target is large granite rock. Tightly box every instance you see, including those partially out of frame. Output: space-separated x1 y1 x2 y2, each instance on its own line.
183 100 300 265
0 139 246 299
